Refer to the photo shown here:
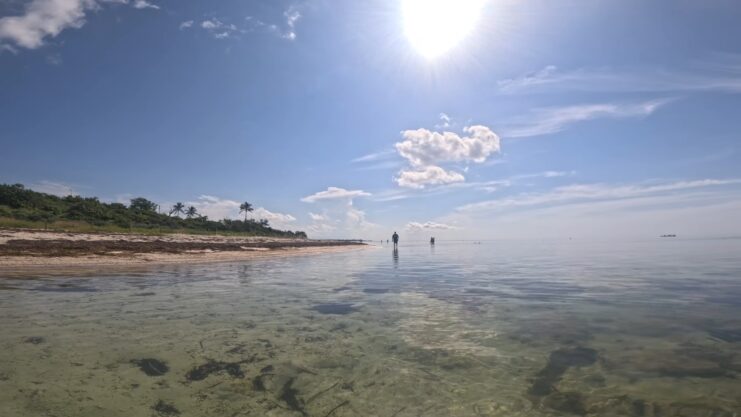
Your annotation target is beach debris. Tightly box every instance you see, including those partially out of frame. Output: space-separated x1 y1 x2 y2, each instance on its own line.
311 303 358 315
185 360 246 381
132 358 169 377
529 346 598 397
152 400 180 416
23 336 45 344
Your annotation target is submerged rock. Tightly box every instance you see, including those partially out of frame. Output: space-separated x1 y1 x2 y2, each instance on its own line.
23 336 45 345
311 303 358 315
185 360 245 381
152 400 180 416
529 346 598 397
280 377 308 416
132 358 169 377
542 391 586 415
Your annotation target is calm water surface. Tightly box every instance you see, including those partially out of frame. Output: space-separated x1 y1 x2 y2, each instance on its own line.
1 239 741 416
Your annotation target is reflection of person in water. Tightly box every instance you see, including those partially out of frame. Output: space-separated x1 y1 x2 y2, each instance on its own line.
392 231 399 248
392 247 399 267
430 237 435 245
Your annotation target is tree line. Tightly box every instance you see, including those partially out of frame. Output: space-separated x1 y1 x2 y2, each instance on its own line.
0 183 307 238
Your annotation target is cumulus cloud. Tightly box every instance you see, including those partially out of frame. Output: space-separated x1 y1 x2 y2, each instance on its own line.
300 186 377 238
247 207 297 228
301 187 371 203
199 18 239 39
406 221 456 231
501 100 672 138
0 0 95 49
132 0 158 10
396 125 501 167
0 0 157 50
393 124 501 189
179 20 194 30
184 195 295 227
309 212 328 221
395 166 465 189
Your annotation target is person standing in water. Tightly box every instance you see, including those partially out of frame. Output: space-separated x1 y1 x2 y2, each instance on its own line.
392 231 399 248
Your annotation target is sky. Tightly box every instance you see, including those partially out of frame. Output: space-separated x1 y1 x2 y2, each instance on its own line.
2 0 741 240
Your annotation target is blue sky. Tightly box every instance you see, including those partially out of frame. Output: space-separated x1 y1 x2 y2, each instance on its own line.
2 0 741 239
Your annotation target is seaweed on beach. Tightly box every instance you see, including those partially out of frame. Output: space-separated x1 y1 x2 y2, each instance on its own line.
132 358 169 377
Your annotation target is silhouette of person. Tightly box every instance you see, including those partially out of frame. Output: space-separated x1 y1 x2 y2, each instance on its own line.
392 231 399 248
430 237 435 245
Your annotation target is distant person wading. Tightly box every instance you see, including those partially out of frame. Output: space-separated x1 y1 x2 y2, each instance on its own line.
392 231 399 248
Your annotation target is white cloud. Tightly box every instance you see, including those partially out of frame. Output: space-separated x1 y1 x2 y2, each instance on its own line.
0 0 157 50
406 221 456 231
301 187 371 203
246 207 297 228
300 186 378 238
351 149 396 163
458 179 741 212
501 99 672 138
29 180 78 197
179 20 194 30
396 125 501 167
198 18 239 39
281 5 301 40
0 0 95 49
309 212 328 221
395 165 465 189
132 0 158 10
498 60 741 94
435 112 452 129
184 195 295 227
392 124 500 189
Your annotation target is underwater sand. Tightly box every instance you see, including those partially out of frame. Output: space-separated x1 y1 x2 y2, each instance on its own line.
1 238 740 416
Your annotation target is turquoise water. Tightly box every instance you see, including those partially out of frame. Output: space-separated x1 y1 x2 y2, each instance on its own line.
1 239 741 416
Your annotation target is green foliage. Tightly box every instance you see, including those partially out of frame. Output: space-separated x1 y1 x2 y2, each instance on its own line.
0 183 308 239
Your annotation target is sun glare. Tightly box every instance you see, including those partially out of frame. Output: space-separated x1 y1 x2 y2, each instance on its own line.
402 0 486 59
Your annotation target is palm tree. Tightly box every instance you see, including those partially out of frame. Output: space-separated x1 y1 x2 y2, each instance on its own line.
169 202 185 217
185 206 198 219
239 202 253 221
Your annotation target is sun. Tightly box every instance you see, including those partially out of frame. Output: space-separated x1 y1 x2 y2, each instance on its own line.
402 0 487 59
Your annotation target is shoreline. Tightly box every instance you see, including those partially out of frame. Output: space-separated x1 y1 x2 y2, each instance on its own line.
0 229 367 276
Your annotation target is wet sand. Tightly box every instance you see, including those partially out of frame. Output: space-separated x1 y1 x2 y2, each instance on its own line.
0 229 367 273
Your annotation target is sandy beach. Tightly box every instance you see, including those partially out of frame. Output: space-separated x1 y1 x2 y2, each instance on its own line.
0 229 366 273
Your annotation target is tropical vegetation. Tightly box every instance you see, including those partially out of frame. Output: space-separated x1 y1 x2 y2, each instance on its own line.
0 183 307 238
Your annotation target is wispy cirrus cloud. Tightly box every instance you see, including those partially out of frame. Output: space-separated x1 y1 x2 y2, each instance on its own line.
28 180 79 197
301 187 371 203
498 58 741 95
0 0 157 51
500 99 672 138
458 179 741 213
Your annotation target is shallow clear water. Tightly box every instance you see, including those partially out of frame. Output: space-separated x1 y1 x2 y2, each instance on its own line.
1 239 741 416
